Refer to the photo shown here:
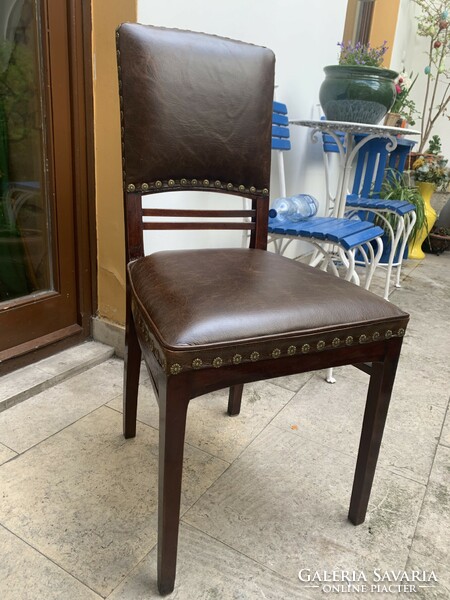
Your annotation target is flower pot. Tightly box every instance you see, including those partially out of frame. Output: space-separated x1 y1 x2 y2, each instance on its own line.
319 65 398 124
384 112 407 128
408 182 437 260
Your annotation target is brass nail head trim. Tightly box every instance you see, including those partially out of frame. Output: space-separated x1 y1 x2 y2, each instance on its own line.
238 185 245 192
398 328 405 336
215 180 221 188
287 345 296 355
262 188 269 195
346 336 353 345
332 337 341 348
168 179 175 187
170 363 182 375
141 183 149 191
232 354 242 364
203 179 210 187
317 340 325 351
301 344 310 353
127 184 135 192
212 357 223 368
250 186 256 193
272 348 281 359
385 330 393 339
227 183 234 190
359 334 367 344
192 358 203 369
373 331 380 340
155 180 162 188
181 178 188 185
192 178 198 185
250 351 260 362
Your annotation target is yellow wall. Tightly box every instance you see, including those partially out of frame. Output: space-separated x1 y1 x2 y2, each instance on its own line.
92 0 137 325
342 0 400 67
370 0 400 67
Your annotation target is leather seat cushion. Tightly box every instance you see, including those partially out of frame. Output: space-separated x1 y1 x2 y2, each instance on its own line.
129 248 409 375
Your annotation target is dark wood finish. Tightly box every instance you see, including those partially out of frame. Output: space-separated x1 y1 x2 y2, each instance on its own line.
118 26 407 595
143 222 254 231
123 283 141 439
157 380 190 595
227 384 243 416
142 209 255 218
0 0 93 370
348 338 402 525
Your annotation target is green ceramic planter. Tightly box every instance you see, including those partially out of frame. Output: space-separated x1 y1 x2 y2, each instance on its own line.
319 65 398 124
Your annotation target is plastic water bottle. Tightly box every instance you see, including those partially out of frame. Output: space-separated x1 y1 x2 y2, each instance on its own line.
268 194 319 223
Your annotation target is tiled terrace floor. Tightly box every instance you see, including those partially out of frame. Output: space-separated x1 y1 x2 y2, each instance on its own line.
0 254 449 599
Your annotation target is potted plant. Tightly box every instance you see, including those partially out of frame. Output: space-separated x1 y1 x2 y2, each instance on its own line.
385 71 418 127
408 152 450 258
371 169 426 263
319 41 398 124
412 0 450 152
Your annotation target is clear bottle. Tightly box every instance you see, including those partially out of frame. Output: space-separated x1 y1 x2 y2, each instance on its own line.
268 194 318 223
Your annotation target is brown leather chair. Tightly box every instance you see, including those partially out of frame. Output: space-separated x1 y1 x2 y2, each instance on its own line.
116 23 409 595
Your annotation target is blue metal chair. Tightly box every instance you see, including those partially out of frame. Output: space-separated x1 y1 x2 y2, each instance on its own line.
268 102 384 290
323 133 417 298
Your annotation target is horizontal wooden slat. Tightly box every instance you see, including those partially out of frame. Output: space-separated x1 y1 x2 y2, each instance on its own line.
143 222 255 230
142 208 255 218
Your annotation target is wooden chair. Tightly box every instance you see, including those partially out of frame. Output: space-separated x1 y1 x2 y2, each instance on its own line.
116 23 410 595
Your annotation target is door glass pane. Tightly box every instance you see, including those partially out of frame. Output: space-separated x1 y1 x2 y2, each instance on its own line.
0 0 52 303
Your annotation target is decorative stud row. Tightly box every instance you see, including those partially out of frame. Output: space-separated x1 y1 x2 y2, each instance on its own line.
132 303 406 377
125 179 268 196
166 328 406 375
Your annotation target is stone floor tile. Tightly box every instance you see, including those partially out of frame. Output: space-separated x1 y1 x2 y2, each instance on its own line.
108 380 294 463
36 341 114 377
0 365 52 411
0 406 228 597
0 442 16 466
0 359 124 453
107 523 310 600
440 408 450 448
0 525 101 600
0 341 115 413
267 371 315 392
271 368 445 485
184 425 425 583
411 445 450 568
400 551 450 599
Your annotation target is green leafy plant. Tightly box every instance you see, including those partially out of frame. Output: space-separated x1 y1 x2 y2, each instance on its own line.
390 71 418 125
337 40 389 67
425 134 442 154
378 169 426 242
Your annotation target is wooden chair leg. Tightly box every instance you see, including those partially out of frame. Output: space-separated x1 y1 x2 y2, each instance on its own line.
157 386 190 595
227 384 244 416
123 291 141 439
348 346 401 525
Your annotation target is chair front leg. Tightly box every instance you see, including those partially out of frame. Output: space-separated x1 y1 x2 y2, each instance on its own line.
228 384 244 416
158 384 190 595
348 340 401 525
123 286 142 439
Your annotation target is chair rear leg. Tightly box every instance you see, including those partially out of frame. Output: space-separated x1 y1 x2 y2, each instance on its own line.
123 292 142 439
158 386 190 595
228 384 244 416
348 343 401 525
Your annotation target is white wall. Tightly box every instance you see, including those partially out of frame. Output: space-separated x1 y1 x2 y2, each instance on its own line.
137 0 348 254
391 0 450 158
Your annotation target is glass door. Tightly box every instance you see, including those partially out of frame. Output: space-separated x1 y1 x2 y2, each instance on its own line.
0 0 53 302
0 0 89 366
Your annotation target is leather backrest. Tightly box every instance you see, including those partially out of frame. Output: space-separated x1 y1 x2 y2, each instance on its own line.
116 23 275 199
